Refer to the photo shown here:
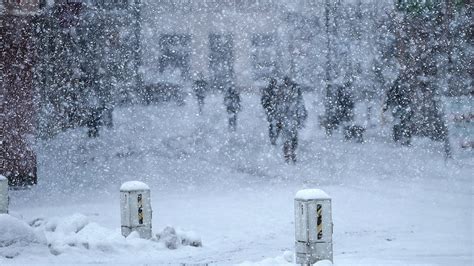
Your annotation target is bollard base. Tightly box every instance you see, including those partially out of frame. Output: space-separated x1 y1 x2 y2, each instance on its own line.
121 225 152 239
295 241 333 264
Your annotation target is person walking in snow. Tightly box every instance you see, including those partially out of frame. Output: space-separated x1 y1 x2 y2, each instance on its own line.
84 85 105 138
278 76 307 163
334 81 355 127
324 80 355 136
193 73 207 114
261 78 281 145
382 74 414 146
224 84 241 131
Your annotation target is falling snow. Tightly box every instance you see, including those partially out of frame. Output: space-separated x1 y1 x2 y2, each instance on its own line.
2 0 472 265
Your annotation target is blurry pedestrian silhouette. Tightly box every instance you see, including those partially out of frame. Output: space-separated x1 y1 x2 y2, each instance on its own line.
278 77 307 163
193 73 207 114
324 81 355 136
261 78 281 145
84 81 105 138
224 85 241 131
383 75 451 157
416 82 451 157
383 75 414 146
87 107 103 138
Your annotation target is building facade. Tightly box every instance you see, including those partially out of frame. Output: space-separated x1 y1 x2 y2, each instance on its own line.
141 0 326 89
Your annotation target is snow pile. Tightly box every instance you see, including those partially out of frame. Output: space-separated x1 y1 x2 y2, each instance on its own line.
28 213 159 256
155 226 202 249
0 214 47 259
239 251 333 266
30 213 120 255
238 251 295 265
3 213 204 261
238 256 292 265
41 213 89 235
314 260 333 266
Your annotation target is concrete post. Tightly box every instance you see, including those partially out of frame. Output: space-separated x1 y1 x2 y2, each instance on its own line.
0 175 9 214
295 189 333 264
120 181 152 239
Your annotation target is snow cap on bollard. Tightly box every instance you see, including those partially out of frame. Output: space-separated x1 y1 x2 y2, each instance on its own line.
295 189 333 264
120 181 152 239
0 175 8 214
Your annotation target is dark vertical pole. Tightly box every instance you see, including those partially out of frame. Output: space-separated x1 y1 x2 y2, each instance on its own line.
323 0 333 135
444 0 454 94
441 0 453 158
324 0 331 90
324 0 331 89
133 0 143 93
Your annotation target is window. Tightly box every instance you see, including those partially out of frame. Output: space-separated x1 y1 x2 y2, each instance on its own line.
209 34 234 88
251 33 278 81
158 34 191 81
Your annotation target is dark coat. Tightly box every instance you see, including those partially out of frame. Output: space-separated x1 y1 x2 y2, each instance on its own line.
261 80 278 121
193 79 207 100
278 79 307 130
224 87 241 114
383 77 413 119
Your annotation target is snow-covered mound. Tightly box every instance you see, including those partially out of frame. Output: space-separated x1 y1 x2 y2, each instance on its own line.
156 226 202 249
0 213 203 263
0 214 47 259
238 251 295 265
238 251 334 266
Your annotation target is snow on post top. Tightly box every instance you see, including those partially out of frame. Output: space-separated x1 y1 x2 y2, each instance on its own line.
0 175 6 181
295 189 330 200
120 181 150 192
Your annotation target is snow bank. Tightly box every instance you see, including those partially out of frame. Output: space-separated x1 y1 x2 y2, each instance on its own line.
29 213 159 256
3 213 202 260
314 260 333 266
0 175 6 181
0 214 46 259
238 251 333 266
45 213 89 234
238 251 294 265
156 226 202 249
120 181 150 191
295 189 331 200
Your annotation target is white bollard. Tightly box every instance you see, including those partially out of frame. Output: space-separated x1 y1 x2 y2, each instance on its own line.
0 175 8 214
120 181 152 239
295 189 333 265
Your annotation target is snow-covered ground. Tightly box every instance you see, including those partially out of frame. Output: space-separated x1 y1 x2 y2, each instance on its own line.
3 92 473 265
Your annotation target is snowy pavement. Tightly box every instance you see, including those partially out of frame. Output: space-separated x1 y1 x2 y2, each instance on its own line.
3 93 473 265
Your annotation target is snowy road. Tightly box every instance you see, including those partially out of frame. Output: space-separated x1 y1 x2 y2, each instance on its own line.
5 93 473 265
